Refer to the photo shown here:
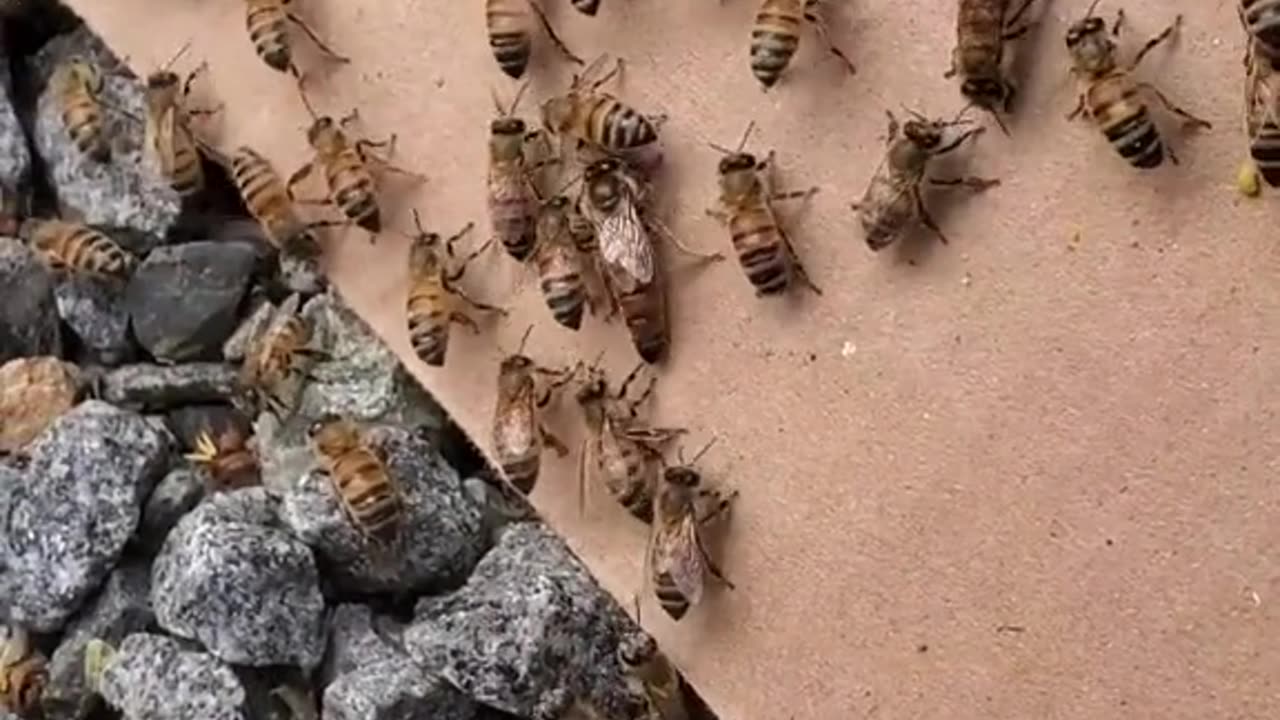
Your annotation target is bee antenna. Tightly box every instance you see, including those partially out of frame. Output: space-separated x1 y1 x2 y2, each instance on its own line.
736 121 756 153
1084 0 1103 18
706 141 735 155
298 90 319 120
510 79 532 115
161 39 193 72
516 324 535 355
490 86 505 116
899 104 928 123
686 437 717 466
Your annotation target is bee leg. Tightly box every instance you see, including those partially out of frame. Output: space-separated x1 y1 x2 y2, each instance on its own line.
651 219 724 262
804 4 856 75
449 311 482 335
285 162 319 203
929 176 1001 193
528 0 584 65
1111 8 1126 37
702 553 735 591
934 126 985 156
696 488 737 525
1003 0 1036 37
882 110 900 144
617 361 649 402
1128 14 1182 72
770 186 820 204
540 425 569 457
912 188 949 246
778 225 822 296
1065 94 1086 122
442 222 480 263
1138 82 1212 131
286 12 351 64
704 207 730 224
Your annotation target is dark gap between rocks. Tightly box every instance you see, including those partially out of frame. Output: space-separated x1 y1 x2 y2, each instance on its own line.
0 2 723 719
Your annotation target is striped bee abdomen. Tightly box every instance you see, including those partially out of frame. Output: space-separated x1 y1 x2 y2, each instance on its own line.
588 96 658 150
406 291 449 366
1101 105 1162 168
331 451 400 544
501 452 540 494
246 1 291 72
730 212 788 295
1244 0 1280 65
654 571 690 620
540 272 586 330
750 0 803 88
485 0 532 79
1252 119 1280 185
571 0 601 15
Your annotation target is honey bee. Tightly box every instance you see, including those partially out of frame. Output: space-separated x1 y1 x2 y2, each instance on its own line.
185 424 261 491
488 82 542 262
288 103 425 238
575 360 684 523
406 210 506 367
1246 41 1280 187
240 294 325 416
492 327 576 494
230 146 331 258
0 625 47 717
648 441 736 621
244 0 349 84
571 0 601 16
50 56 109 163
749 0 855 89
618 632 690 720
533 196 593 330
20 218 135 279
707 123 821 297
1065 3 1211 169
946 0 1036 132
542 55 664 154
1241 0 1280 69
850 110 999 251
308 415 402 546
145 45 222 199
485 0 582 79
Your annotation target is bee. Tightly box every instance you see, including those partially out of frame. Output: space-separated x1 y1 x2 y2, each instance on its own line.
707 122 821 297
485 0 582 79
749 0 855 89
575 360 684 523
49 56 109 163
0 625 47 717
571 0 601 16
244 0 349 84
488 82 542 262
850 110 999 251
20 218 135 279
946 0 1036 132
240 293 325 416
542 55 664 154
230 146 330 258
648 441 736 621
492 327 575 494
185 424 261 491
618 632 689 720
533 196 593 330
145 44 222 199
1241 0 1280 69
308 415 402 546
405 210 506 367
1246 41 1280 187
1065 3 1211 169
288 103 425 238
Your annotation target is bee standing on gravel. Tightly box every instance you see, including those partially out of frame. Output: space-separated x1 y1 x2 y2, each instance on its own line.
488 82 543 261
533 196 593 330
287 103 425 238
648 441 736 621
1241 0 1280 69
185 424 261 491
50 56 110 162
1065 2 1211 169
485 0 583 79
492 327 576 494
851 110 999 251
240 294 325 416
144 45 222 199
230 146 331 258
405 210 506 367
575 360 684 523
749 0 855 89
542 55 664 155
618 632 690 720
1245 40 1280 187
946 0 1036 132
19 219 135 280
244 0 349 85
707 123 821 297
0 625 47 717
308 415 402 546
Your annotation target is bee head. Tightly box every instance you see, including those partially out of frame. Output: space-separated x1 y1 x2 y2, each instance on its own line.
617 633 658 669
306 116 338 146
500 353 535 375
960 77 1010 109
146 70 179 90
717 152 757 175
408 230 441 269
585 158 619 181
902 120 944 149
307 414 341 440
664 465 701 488
1065 16 1106 49
491 116 526 137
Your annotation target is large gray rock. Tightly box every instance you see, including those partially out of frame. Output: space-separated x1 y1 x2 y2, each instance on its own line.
280 425 485 595
99 363 238 410
151 488 325 667
42 560 155 720
99 633 247 720
0 401 169 631
55 274 135 365
320 604 406 687
0 238 60 362
126 242 257 363
405 523 647 720
0 46 30 198
31 27 180 248
323 659 477 720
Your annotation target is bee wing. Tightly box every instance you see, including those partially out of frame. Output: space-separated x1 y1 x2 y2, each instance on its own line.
494 394 537 454
149 105 178 177
1246 54 1278 137
595 196 655 292
651 511 706 607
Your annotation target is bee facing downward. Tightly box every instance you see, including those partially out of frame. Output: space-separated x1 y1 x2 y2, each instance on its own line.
1065 1 1211 169
50 56 109 163
749 0 855 89
145 43 223 199
492 326 576 494
946 0 1037 132
533 195 595 330
308 415 402 546
229 146 331 258
707 122 821 297
240 293 325 417
244 0 349 86
618 632 691 720
488 81 544 262
851 110 999 251
485 0 583 79
542 55 664 155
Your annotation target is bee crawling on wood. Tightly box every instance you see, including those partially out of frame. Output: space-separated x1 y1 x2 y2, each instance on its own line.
185 424 261 491
488 81 549 262
229 146 337 259
851 109 999 251
144 43 223 199
749 0 855 89
946 0 1037 133
244 0 349 86
647 440 737 621
405 210 507 367
11 218 137 280
1245 40 1280 189
239 293 327 417
533 195 598 330
308 415 403 546
1241 0 1280 70
49 56 113 163
0 625 47 717
492 326 577 494
485 0 583 79
287 100 425 239
575 359 685 523
618 630 691 720
1064 1 1211 169
707 122 821 297
542 55 666 156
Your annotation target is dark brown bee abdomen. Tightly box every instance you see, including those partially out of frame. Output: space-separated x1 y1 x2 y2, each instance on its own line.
329 159 380 233
331 450 400 544
616 284 667 363
955 0 1005 73
1252 120 1280 185
485 0 532 79
587 95 658 150
730 211 788 295
540 272 586 330
1101 105 1162 168
246 1 291 72
1244 0 1280 65
750 0 802 88
64 97 107 162
231 148 284 221
654 572 690 620
407 287 449 366
170 138 204 197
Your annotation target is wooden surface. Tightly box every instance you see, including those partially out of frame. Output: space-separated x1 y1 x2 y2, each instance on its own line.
69 0 1280 717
